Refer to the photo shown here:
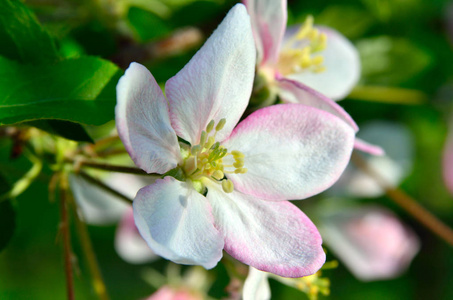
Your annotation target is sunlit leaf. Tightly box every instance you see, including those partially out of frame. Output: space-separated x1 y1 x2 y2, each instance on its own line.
0 56 121 126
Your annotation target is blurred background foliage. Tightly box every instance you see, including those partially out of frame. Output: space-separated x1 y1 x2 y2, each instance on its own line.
1 0 453 299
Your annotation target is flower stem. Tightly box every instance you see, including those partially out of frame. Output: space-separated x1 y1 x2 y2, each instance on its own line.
66 182 111 300
67 158 150 175
351 152 453 247
349 85 427 105
59 175 75 300
79 171 133 204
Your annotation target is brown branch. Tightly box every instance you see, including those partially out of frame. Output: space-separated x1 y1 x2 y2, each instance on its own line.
60 175 75 300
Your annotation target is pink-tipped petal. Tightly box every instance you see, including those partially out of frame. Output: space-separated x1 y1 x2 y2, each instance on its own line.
223 104 355 201
243 268 271 300
166 4 255 145
133 177 224 269
205 182 326 278
277 78 358 132
443 120 453 194
116 62 181 174
320 206 420 281
115 208 158 264
147 286 203 300
354 138 385 156
286 26 361 100
243 0 287 67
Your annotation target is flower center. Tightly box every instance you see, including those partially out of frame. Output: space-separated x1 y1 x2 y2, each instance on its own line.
179 119 246 194
277 16 327 76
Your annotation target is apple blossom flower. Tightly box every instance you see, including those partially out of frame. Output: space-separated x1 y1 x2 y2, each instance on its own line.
319 206 420 281
244 0 360 100
116 4 356 277
243 0 383 156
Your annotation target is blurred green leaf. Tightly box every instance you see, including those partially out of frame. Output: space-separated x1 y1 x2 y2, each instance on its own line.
0 174 15 252
128 7 172 42
357 36 432 85
315 6 375 39
27 120 94 143
0 0 59 64
0 56 121 126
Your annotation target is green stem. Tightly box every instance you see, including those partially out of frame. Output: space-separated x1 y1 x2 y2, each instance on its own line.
66 178 111 300
352 152 453 247
349 85 427 105
78 171 133 204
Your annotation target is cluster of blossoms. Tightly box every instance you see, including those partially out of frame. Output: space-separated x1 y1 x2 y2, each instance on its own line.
110 0 418 297
115 3 355 277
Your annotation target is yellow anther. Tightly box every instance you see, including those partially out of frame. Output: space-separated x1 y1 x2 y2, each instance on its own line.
222 179 234 193
231 150 244 158
212 170 224 180
233 162 244 168
308 28 319 41
202 158 209 164
234 168 247 174
191 145 201 155
206 120 215 133
312 55 324 65
215 118 226 131
296 15 314 39
205 163 212 170
200 131 207 147
234 157 244 164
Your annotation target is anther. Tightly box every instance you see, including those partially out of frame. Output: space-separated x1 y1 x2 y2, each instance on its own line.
206 120 215 133
212 170 224 180
234 168 247 174
222 179 234 193
231 150 244 158
215 118 226 131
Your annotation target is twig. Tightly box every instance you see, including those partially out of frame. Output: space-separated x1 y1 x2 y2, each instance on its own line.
60 175 75 300
68 158 150 175
349 85 427 105
352 152 453 247
66 185 110 300
78 171 133 204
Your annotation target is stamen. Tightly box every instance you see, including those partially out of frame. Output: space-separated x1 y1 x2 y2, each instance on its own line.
222 179 234 193
200 131 207 147
212 170 224 180
206 120 215 133
215 118 226 131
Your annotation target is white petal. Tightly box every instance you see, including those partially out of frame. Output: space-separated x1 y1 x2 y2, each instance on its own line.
286 26 361 100
116 62 181 174
222 104 355 201
243 0 287 66
69 174 130 225
115 208 158 264
205 182 325 277
133 177 224 269
166 4 255 144
243 268 271 300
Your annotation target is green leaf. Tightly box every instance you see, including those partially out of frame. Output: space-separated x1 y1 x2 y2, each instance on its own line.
0 56 122 126
357 36 432 85
0 174 15 252
26 120 94 143
0 0 59 63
